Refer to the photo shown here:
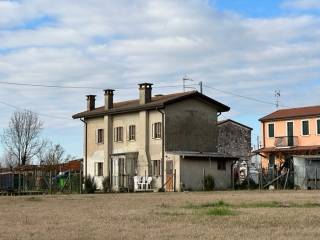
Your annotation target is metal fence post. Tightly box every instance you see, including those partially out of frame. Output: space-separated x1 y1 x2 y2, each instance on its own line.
174 169 176 192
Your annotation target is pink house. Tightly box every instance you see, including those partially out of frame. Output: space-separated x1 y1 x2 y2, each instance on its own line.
258 105 320 170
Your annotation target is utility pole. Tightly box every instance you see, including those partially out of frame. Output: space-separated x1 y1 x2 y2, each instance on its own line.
199 81 203 94
275 90 280 109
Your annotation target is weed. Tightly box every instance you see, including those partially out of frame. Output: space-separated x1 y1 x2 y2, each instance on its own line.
239 201 280 208
184 200 229 209
207 207 234 216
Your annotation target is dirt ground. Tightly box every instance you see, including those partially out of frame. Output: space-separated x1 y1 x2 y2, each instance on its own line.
1 191 320 240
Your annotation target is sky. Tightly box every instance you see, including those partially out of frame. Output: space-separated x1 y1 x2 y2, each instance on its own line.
0 0 319 158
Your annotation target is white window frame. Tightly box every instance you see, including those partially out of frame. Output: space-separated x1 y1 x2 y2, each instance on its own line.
317 118 320 136
301 119 310 136
96 129 104 144
267 122 275 138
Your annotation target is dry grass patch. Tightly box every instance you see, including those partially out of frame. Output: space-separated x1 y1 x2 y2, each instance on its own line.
1 191 320 239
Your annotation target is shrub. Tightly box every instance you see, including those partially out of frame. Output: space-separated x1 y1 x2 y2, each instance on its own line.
84 175 96 194
102 176 110 193
202 174 215 191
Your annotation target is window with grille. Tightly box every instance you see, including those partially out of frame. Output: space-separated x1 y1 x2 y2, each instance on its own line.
128 125 136 141
152 122 162 139
151 160 160 176
114 127 123 142
96 129 104 144
302 120 309 136
94 162 103 176
317 119 320 135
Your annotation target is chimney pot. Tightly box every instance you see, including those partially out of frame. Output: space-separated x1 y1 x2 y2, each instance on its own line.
86 95 96 111
104 89 114 110
138 83 153 104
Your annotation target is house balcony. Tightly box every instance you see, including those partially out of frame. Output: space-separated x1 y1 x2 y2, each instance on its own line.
274 136 298 148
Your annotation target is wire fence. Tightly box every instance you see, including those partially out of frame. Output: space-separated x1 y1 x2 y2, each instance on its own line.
0 162 82 195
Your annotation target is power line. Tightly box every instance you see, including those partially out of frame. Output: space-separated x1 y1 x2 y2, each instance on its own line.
0 100 72 121
0 81 101 90
203 84 291 108
0 80 196 91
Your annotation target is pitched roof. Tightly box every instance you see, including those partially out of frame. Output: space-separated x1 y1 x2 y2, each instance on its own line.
259 105 320 122
72 91 230 119
218 119 252 130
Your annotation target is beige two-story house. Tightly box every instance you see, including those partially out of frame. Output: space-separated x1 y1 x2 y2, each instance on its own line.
73 83 235 191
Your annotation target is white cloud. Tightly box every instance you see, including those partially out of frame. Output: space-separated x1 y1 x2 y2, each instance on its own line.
283 0 320 10
0 0 319 156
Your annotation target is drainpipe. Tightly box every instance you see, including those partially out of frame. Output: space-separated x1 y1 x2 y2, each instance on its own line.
80 118 87 179
157 108 165 191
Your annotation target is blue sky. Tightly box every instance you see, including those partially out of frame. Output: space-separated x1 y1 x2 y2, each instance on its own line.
212 0 284 17
0 0 320 161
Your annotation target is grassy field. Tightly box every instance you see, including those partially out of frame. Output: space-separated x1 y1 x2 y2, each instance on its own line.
1 191 320 240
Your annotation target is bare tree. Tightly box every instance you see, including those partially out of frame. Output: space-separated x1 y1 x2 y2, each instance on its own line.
1 110 46 166
38 143 70 165
1 151 17 168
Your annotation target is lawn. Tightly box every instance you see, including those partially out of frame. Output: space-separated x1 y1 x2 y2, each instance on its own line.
1 191 320 239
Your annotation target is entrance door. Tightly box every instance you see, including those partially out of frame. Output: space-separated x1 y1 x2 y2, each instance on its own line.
166 160 174 191
287 122 294 146
112 156 136 191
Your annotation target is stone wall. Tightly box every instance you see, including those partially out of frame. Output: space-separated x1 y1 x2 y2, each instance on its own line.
218 120 251 161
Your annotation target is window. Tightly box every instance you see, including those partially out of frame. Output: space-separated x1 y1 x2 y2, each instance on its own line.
128 125 136 141
114 127 123 142
96 129 104 144
94 162 103 176
317 119 320 135
268 123 274 138
217 161 226 171
302 120 309 136
152 122 162 139
151 160 161 176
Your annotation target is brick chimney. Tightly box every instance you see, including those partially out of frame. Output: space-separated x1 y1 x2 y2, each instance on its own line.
104 89 114 110
138 83 153 104
86 95 96 111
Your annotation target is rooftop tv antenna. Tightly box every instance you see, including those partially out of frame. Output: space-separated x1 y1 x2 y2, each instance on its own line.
182 75 203 93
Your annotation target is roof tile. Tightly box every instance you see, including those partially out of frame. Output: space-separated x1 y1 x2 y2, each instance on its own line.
259 105 320 122
73 91 230 119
